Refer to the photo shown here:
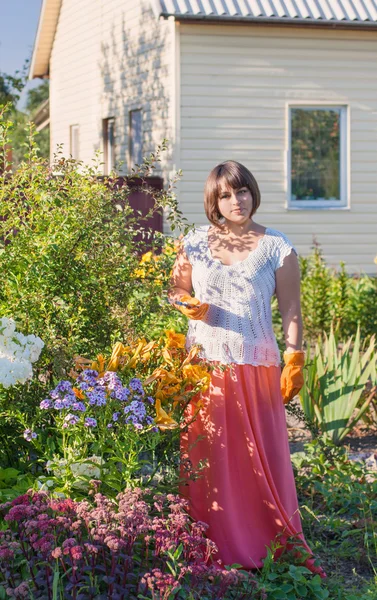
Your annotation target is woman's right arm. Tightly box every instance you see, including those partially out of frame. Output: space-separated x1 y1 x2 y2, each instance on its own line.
168 245 193 303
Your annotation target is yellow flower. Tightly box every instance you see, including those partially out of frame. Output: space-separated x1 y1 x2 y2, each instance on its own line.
125 339 147 369
165 330 186 349
132 267 146 279
162 348 174 367
107 342 126 372
154 398 178 430
182 364 210 391
140 251 153 264
91 354 106 377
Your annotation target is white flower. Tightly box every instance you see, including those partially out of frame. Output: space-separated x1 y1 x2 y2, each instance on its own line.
0 318 44 388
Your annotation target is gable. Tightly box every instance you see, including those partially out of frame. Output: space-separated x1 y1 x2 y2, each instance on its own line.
30 0 377 79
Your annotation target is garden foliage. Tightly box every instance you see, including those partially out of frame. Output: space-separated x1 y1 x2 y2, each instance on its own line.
0 108 376 599
299 327 376 444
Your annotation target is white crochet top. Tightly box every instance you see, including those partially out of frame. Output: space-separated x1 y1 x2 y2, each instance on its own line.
182 225 297 367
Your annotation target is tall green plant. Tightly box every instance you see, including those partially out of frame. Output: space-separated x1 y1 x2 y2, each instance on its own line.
0 107 188 466
0 107 187 357
300 242 333 341
300 327 376 444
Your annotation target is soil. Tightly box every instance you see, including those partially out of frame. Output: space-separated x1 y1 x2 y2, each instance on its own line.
286 399 377 457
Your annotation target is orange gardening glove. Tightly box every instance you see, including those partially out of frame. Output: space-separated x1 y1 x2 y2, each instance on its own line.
175 294 209 321
280 350 305 405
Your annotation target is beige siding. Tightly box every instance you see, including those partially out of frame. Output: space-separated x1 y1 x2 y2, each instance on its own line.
179 24 377 275
50 0 174 174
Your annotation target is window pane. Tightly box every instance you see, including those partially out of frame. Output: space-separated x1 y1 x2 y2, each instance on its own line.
291 108 340 201
129 109 142 167
70 125 79 160
103 118 115 174
107 119 115 172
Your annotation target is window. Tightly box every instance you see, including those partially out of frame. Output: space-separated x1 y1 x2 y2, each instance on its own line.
287 106 348 209
69 125 80 160
103 118 115 174
129 109 142 169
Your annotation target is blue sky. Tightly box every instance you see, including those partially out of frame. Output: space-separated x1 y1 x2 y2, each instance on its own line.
0 0 43 109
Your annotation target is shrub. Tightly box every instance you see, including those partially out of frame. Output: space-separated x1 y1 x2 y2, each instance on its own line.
299 327 377 443
0 489 260 600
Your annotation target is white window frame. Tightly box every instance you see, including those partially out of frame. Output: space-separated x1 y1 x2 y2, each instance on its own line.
129 108 143 170
69 124 80 160
286 103 350 210
103 117 115 175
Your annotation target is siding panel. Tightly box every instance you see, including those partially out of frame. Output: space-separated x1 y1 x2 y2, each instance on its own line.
50 0 174 175
179 23 377 274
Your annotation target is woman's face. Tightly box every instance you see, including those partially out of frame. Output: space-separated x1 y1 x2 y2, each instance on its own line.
217 180 254 224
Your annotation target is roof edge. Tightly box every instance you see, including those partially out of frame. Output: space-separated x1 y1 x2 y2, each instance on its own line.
160 13 377 30
29 0 63 80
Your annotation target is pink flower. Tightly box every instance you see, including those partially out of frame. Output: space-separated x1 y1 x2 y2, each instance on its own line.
70 546 83 561
51 547 62 559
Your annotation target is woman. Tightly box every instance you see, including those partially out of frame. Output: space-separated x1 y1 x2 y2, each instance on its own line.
168 160 324 576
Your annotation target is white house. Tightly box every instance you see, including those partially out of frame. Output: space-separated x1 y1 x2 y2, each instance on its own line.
30 0 377 274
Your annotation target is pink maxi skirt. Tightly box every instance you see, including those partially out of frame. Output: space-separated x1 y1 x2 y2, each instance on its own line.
179 363 323 575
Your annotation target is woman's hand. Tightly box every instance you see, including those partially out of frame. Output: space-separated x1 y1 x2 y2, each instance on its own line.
280 350 305 404
168 244 209 321
175 294 209 320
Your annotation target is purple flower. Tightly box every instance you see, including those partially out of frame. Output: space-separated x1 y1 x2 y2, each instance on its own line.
40 399 52 410
146 396 155 405
53 399 65 410
112 412 120 422
102 371 122 387
113 387 130 402
55 380 74 394
129 378 144 395
61 396 74 409
86 391 107 407
124 400 146 419
107 423 113 429
96 394 107 407
71 401 86 412
84 417 97 428
77 369 98 388
82 369 98 379
146 416 154 425
23 429 37 442
125 414 138 425
63 414 80 427
78 381 89 391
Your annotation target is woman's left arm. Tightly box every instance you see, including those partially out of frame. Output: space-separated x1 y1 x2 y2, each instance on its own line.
275 250 303 352
275 251 305 404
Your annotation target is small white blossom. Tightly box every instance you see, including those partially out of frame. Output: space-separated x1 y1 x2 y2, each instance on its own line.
0 318 44 388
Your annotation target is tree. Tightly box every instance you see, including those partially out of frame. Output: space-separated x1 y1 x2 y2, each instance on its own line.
0 72 24 109
7 79 50 166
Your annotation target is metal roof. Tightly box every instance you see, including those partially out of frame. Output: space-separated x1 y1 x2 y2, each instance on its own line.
156 0 377 26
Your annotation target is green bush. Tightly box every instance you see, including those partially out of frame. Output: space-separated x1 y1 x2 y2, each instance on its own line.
0 107 188 467
272 244 377 350
299 327 376 444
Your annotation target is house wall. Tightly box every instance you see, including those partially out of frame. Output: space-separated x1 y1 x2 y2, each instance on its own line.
178 23 377 274
49 0 175 174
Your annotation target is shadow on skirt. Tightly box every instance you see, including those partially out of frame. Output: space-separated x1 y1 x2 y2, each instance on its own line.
179 363 325 578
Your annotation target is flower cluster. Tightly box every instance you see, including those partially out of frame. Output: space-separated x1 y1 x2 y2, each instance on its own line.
0 490 259 599
0 317 44 388
36 369 155 433
80 331 212 431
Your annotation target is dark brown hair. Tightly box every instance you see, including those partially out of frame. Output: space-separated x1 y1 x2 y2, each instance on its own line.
204 161 261 228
